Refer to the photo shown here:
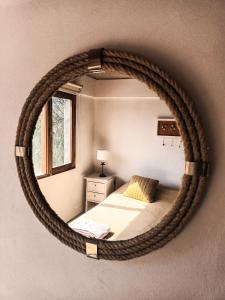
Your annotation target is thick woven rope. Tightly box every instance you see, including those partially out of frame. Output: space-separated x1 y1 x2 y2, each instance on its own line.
15 48 209 260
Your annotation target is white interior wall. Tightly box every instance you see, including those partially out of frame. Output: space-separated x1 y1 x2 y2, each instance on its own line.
93 79 184 187
38 94 95 222
94 78 157 98
94 98 184 187
38 75 96 222
37 76 97 222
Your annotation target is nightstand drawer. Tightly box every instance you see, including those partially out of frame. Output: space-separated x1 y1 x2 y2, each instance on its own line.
87 181 106 193
87 192 105 203
85 174 115 211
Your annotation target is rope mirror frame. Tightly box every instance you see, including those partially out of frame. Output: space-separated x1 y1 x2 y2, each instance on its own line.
15 48 209 260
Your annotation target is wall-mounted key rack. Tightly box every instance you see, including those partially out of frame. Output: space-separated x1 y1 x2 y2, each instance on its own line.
157 118 180 137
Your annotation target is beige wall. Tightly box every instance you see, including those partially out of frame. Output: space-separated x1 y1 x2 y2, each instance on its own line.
38 95 95 222
1 1 225 299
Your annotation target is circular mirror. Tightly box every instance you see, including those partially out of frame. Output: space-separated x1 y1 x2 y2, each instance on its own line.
15 48 209 260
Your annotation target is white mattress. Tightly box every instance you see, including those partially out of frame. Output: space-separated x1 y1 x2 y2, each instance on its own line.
74 184 178 241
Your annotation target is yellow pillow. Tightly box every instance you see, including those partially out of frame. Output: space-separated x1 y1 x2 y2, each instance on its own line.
123 175 159 203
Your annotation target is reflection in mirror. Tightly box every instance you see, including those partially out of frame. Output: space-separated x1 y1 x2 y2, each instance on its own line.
32 71 185 241
32 91 75 177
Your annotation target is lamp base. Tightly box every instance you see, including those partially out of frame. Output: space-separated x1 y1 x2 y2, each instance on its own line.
99 173 106 177
99 162 106 177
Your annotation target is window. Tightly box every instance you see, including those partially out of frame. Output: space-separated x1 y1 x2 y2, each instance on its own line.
32 91 76 178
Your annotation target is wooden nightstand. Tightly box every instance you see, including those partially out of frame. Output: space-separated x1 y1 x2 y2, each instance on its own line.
84 173 114 211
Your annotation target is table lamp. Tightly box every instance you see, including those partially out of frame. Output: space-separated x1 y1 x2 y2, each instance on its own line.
97 150 109 177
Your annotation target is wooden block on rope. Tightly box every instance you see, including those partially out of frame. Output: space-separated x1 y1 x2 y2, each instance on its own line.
86 241 98 259
87 48 104 72
15 146 27 157
185 161 209 177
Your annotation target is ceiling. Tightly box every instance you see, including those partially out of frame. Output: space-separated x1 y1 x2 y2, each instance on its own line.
87 70 131 80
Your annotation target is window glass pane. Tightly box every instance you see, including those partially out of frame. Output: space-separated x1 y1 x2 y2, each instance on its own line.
52 96 72 168
32 113 45 176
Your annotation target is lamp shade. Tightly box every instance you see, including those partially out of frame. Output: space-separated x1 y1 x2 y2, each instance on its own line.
96 150 109 161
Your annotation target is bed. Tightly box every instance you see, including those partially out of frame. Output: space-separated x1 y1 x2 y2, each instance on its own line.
69 183 179 241
69 184 179 240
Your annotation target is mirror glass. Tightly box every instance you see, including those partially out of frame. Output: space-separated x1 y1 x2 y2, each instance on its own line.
32 71 185 241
